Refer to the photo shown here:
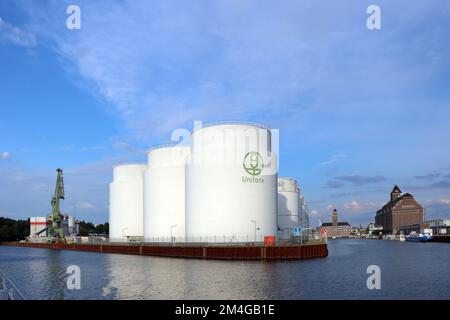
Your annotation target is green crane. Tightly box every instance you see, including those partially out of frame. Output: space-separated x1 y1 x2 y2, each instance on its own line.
47 168 65 241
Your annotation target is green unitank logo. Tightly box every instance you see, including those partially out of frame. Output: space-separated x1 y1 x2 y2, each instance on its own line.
243 152 264 176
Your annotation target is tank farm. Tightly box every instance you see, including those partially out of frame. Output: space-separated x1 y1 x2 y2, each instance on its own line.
6 123 328 260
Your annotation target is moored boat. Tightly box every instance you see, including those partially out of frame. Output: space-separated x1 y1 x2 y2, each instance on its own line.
405 233 433 242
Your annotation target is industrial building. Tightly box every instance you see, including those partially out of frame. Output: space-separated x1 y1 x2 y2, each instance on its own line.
29 217 47 238
109 122 310 243
29 215 79 239
28 168 80 241
375 185 424 235
425 219 450 235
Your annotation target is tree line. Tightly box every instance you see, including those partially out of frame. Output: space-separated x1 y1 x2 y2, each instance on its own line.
0 217 109 242
0 217 29 242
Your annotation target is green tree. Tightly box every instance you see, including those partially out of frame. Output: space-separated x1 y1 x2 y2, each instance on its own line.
0 217 29 242
0 217 109 241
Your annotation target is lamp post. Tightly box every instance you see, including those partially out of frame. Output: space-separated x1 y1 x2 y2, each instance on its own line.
170 224 177 244
251 220 257 243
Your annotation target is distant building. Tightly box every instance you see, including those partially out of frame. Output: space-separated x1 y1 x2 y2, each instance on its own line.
321 209 351 238
375 185 424 235
367 223 383 236
351 226 366 238
397 223 430 235
425 219 450 235
29 215 79 238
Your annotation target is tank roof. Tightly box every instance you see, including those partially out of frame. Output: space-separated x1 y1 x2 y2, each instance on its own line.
278 176 298 182
112 162 146 169
147 142 190 153
191 120 271 134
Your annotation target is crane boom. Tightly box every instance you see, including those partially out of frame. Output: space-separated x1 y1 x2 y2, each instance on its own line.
51 168 64 215
48 168 65 240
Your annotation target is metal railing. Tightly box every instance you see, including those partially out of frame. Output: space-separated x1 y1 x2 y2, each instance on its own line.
72 230 324 247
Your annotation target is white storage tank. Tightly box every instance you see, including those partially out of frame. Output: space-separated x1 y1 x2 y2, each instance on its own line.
277 177 300 239
303 201 310 229
109 163 146 241
143 144 190 242
298 193 305 228
298 193 309 229
68 216 75 234
186 123 278 242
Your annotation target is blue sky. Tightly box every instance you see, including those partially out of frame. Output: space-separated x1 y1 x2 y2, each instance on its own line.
1 0 450 225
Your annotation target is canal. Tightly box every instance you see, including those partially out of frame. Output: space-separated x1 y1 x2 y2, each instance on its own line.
0 239 449 299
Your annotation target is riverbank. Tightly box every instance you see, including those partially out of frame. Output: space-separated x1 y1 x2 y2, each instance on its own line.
0 241 328 260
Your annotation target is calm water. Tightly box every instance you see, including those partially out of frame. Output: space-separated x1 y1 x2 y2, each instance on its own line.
0 239 449 300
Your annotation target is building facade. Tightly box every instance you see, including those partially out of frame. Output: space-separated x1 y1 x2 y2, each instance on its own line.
321 209 351 238
426 219 450 235
367 223 383 236
375 185 424 235
29 216 47 238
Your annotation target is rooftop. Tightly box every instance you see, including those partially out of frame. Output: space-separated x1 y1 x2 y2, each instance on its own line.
321 222 351 227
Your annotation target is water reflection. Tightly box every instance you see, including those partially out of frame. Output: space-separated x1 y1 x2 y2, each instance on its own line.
1 240 450 300
102 255 275 299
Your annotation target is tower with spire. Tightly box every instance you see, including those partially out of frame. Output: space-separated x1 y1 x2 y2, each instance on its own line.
375 185 424 235
390 185 402 202
320 208 351 238
332 209 338 227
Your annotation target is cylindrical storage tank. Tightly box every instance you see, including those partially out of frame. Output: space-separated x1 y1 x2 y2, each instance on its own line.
298 194 306 229
303 202 310 229
68 216 75 228
186 123 278 243
143 144 190 242
299 195 309 229
109 163 146 241
277 177 300 240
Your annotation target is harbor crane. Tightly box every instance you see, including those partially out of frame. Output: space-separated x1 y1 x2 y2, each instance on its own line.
33 168 79 242
47 168 65 241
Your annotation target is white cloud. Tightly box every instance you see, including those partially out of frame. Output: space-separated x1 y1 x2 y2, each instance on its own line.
0 17 36 47
15 1 368 140
76 202 95 210
1 152 10 160
344 201 362 211
344 200 378 212
438 199 450 205
16 0 450 152
310 209 319 217
319 154 347 166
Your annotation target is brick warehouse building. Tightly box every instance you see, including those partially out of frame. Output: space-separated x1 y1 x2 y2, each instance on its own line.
321 209 351 238
375 185 424 235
